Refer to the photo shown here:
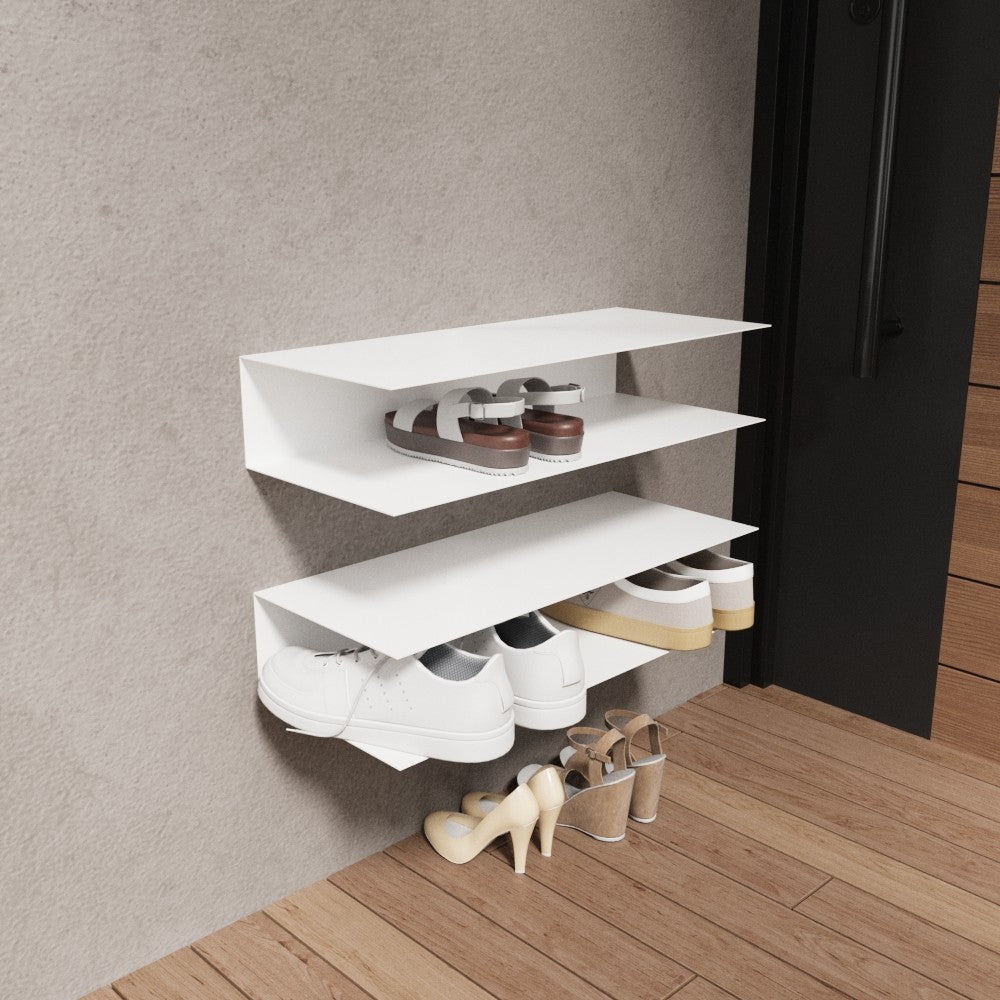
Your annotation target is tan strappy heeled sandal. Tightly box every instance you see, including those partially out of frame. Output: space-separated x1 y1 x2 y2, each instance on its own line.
462 765 567 857
522 727 635 842
604 710 668 823
424 783 540 874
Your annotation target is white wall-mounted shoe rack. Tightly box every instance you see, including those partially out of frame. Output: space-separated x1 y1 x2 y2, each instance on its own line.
240 307 766 516
245 307 766 768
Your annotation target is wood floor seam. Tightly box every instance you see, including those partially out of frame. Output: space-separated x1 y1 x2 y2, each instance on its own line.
191 964 255 1000
789 875 834 909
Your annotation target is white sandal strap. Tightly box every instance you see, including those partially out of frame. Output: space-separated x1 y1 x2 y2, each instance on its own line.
391 387 523 443
392 397 437 433
497 376 585 411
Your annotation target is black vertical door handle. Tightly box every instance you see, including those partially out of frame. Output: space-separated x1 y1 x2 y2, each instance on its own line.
853 0 907 380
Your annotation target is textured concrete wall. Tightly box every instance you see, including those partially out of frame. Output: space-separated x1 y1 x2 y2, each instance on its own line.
0 2 759 996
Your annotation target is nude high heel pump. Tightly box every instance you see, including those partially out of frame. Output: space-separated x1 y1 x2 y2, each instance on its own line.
521 727 635 842
462 765 567 857
424 783 540 874
604 710 668 823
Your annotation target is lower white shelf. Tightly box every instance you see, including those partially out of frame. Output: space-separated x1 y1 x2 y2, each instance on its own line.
253 490 755 770
254 492 754 660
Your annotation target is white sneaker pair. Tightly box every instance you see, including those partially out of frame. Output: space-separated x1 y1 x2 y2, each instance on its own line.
257 611 585 763
543 548 754 650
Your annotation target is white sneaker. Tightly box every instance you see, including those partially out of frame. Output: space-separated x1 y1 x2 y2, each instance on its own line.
258 644 515 762
542 571 714 650
663 549 755 630
457 611 586 730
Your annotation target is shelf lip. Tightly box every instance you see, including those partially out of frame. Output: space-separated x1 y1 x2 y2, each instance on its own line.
254 491 757 660
245 395 765 516
241 307 769 390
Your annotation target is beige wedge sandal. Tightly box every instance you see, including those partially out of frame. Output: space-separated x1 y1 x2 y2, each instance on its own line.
424 783 540 874
521 727 635 842
604 710 668 823
462 765 567 858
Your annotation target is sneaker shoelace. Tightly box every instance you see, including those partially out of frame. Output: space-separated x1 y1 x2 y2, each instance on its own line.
285 646 389 739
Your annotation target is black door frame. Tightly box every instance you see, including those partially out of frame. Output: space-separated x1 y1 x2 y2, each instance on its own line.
724 0 819 688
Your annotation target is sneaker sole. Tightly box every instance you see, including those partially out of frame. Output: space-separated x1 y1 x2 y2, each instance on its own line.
541 602 713 651
513 690 587 730
713 604 755 630
527 431 583 462
257 682 516 762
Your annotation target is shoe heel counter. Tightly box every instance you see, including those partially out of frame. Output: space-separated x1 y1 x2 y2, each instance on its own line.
482 653 515 714
551 627 584 687
527 765 567 813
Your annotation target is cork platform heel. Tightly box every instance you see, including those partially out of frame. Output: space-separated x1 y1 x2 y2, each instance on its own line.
604 710 668 823
521 727 635 842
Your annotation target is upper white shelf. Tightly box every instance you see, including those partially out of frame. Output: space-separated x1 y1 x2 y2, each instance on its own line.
240 306 767 516
254 491 756 661
242 307 768 390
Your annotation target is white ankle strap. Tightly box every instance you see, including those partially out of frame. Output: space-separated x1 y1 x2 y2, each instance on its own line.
497 376 585 412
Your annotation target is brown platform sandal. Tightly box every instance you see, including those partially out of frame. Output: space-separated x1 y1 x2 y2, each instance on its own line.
385 387 530 475
497 377 585 461
604 710 668 823
521 726 634 842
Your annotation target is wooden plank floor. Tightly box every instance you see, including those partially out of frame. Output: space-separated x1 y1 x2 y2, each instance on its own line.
89 685 1000 1000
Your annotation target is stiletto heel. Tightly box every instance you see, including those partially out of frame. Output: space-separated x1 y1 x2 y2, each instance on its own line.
537 806 560 857
509 822 534 874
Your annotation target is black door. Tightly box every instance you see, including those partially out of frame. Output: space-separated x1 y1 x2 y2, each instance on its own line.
727 0 1000 734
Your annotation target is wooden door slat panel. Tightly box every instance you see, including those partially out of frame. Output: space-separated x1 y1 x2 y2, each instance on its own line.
960 385 1000 486
932 666 1000 763
983 178 1000 281
949 483 1000 586
939 575 1000 681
